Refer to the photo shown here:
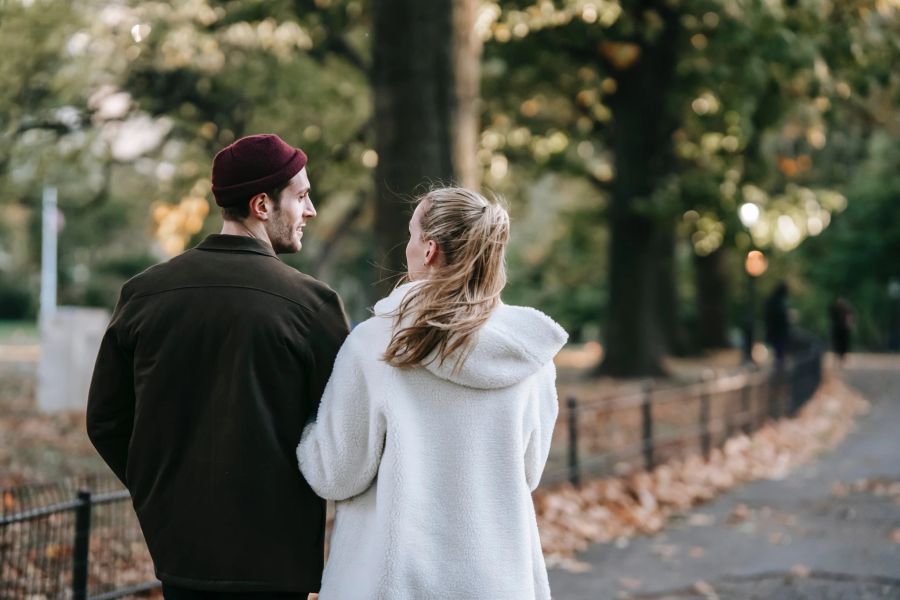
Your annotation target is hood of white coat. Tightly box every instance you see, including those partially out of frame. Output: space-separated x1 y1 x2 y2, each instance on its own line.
373 282 568 389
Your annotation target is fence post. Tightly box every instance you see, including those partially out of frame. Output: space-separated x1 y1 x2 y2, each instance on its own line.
767 368 777 421
641 380 654 472
72 489 91 600
567 396 580 486
699 373 711 461
740 369 752 435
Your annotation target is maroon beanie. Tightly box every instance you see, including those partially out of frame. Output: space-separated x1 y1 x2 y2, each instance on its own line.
211 134 308 207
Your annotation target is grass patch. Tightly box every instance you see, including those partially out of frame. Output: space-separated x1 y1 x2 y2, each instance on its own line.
0 320 38 343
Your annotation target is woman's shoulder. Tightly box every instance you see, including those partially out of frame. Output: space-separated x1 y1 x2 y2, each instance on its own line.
340 313 394 359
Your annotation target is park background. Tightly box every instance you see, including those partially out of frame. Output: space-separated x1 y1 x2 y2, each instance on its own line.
1 0 899 372
1 0 900 598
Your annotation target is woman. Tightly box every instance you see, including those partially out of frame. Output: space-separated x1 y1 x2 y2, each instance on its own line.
297 187 566 599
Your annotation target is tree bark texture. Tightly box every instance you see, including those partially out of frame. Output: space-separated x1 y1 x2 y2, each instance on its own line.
452 0 483 190
694 247 732 349
599 3 681 377
372 0 480 299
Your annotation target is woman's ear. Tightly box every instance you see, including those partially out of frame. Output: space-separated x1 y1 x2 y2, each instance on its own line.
424 240 440 266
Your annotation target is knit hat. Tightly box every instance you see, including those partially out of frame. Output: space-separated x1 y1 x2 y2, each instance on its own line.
211 134 308 207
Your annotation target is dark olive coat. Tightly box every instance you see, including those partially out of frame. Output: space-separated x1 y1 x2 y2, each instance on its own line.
87 234 349 593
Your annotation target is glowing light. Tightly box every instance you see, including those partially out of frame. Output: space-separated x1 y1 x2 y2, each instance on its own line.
520 99 540 117
702 12 720 27
739 203 760 228
131 23 151 43
745 250 768 277
807 216 824 236
577 141 594 159
692 97 710 115
361 150 378 168
489 154 508 180
775 215 803 250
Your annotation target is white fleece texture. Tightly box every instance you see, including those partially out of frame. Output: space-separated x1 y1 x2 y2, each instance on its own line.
297 283 567 599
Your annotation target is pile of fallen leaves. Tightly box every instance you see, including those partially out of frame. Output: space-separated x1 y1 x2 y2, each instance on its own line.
535 375 869 564
0 363 104 488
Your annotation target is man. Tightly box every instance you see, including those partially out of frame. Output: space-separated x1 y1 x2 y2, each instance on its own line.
87 134 349 599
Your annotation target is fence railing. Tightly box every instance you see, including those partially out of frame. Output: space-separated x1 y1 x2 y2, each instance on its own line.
1 345 823 598
0 475 159 600
541 344 823 486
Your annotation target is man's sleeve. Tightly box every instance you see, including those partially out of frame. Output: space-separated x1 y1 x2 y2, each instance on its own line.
306 290 351 413
86 288 135 485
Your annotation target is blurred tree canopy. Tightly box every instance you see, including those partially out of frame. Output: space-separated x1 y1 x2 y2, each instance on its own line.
1 0 898 374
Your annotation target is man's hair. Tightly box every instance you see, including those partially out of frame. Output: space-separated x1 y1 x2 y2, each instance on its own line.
221 183 287 221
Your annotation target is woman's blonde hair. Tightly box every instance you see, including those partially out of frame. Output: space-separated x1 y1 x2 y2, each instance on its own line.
383 186 510 372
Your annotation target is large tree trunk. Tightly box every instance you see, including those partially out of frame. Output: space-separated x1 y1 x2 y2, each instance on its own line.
693 247 732 350
598 4 681 377
656 228 690 356
452 0 482 189
372 0 455 297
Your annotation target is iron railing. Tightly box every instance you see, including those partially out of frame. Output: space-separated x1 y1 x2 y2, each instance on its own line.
0 475 159 599
1 345 822 598
541 344 823 485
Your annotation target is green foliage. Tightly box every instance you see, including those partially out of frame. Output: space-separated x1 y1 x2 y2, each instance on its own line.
799 132 900 348
0 275 36 320
0 0 898 348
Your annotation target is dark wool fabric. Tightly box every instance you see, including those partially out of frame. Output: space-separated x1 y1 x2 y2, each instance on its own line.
211 134 308 207
87 234 349 593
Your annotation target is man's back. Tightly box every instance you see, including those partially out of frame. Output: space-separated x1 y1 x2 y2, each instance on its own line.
87 234 348 594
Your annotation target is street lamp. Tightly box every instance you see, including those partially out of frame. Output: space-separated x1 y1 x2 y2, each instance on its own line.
739 203 760 229
738 204 766 363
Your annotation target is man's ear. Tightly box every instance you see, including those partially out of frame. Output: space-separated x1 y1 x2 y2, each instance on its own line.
248 193 270 221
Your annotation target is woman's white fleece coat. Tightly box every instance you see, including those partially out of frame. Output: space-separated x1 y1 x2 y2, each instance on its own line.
297 283 568 599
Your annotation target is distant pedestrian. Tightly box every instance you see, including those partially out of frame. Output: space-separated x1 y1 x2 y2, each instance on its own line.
765 281 790 367
830 297 854 364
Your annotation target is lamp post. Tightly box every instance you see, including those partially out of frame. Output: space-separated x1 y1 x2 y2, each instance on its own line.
739 204 767 363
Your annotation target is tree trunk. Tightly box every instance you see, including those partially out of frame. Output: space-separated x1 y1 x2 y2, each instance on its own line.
372 0 456 297
656 228 691 356
693 247 732 350
598 4 681 377
452 0 482 190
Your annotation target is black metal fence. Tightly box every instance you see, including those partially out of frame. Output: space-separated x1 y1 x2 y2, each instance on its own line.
542 344 824 485
0 475 159 600
1 346 823 598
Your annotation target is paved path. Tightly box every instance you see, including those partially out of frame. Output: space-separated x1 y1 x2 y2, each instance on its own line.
548 356 900 599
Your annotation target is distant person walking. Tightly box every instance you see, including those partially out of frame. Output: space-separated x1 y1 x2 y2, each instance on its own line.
297 187 567 599
87 134 349 599
765 281 790 367
830 297 854 364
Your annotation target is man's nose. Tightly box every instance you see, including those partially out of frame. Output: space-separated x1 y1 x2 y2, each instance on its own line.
304 198 317 218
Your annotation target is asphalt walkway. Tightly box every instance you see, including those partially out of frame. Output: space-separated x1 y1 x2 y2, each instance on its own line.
548 355 900 599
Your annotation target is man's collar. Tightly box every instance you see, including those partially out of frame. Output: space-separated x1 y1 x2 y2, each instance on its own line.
195 234 277 258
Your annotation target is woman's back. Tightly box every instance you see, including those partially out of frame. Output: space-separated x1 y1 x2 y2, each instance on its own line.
299 283 566 599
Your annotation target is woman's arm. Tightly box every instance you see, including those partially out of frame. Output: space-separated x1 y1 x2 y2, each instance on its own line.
524 361 559 491
297 334 386 500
